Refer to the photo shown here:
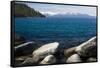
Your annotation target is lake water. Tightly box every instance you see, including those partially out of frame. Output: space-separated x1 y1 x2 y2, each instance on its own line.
15 17 96 48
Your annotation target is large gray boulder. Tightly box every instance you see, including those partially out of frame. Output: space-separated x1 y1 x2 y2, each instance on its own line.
40 55 56 64
66 54 82 63
14 41 38 56
75 36 97 58
32 42 59 63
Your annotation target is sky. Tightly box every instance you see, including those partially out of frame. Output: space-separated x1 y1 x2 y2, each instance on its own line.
17 2 96 16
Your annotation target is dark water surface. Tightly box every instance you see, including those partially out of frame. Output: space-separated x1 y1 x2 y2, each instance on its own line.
15 17 96 48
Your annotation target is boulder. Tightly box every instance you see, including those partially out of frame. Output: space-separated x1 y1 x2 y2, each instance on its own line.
21 58 35 66
66 54 82 63
32 42 59 63
40 55 56 64
15 57 25 66
75 36 97 58
64 47 76 59
15 55 36 66
14 41 38 56
87 57 97 62
15 57 25 62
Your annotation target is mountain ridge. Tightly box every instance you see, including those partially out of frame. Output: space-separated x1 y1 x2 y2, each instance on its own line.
42 12 95 18
14 3 45 17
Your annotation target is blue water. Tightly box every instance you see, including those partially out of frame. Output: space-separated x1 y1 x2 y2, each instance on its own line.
15 17 96 48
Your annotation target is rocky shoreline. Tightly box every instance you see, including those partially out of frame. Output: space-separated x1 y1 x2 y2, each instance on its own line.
14 36 97 66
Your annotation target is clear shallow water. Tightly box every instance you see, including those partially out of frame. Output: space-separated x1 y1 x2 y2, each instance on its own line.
15 17 96 48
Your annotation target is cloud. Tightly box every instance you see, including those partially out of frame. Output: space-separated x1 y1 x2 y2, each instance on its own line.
25 2 96 16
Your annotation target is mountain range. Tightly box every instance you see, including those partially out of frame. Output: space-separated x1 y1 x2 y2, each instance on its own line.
42 12 95 18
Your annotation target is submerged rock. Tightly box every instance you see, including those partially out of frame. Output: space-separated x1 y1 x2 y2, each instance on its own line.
15 34 26 46
87 57 97 62
40 55 56 64
21 58 35 66
15 41 38 56
15 57 25 62
15 57 25 65
75 36 97 58
66 54 82 63
32 42 59 63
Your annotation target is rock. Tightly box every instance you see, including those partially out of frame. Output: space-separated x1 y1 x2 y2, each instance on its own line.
40 55 56 64
15 57 25 62
21 58 35 66
15 57 25 65
14 42 38 56
75 36 97 58
32 42 59 63
15 34 26 46
15 55 35 66
66 54 82 63
87 57 97 62
64 47 76 59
